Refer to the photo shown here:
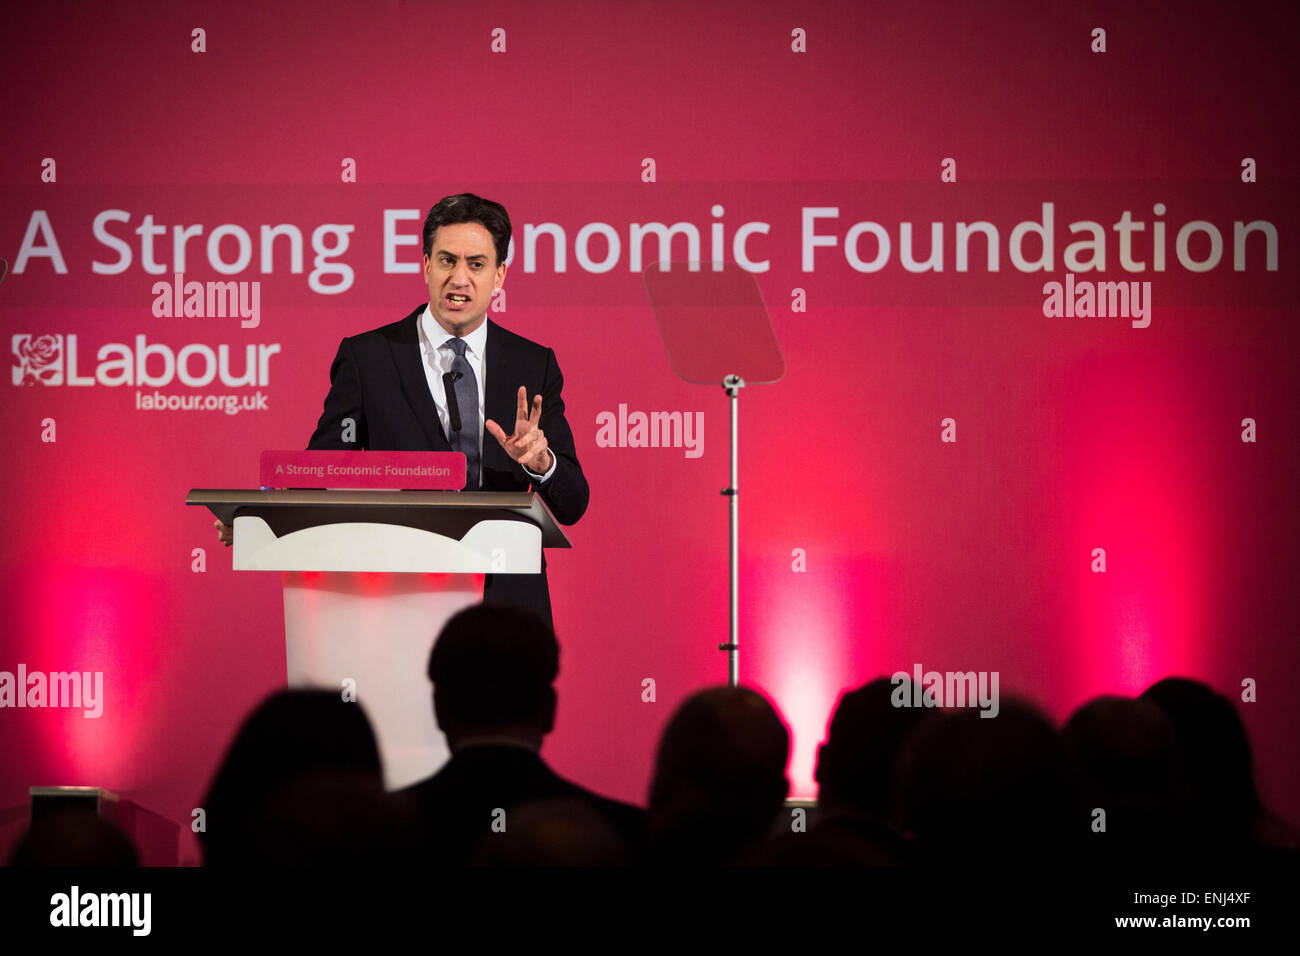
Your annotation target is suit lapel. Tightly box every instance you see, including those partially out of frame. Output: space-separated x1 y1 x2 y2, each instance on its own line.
389 305 450 451
483 319 520 472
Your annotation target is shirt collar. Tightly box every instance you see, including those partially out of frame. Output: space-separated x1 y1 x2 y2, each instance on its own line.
420 304 489 359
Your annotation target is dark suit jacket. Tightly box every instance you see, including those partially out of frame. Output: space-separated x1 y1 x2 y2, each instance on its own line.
394 745 646 865
307 305 589 626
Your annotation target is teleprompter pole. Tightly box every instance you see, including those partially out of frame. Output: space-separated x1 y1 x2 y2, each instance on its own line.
720 373 744 687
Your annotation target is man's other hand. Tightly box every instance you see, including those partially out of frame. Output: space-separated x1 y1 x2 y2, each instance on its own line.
486 385 554 475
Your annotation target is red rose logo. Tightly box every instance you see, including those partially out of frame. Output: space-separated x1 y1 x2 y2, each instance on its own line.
12 334 63 385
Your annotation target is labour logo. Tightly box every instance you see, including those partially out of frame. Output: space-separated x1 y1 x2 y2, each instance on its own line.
12 334 64 385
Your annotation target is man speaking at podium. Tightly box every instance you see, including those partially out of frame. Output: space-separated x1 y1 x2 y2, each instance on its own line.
303 193 588 628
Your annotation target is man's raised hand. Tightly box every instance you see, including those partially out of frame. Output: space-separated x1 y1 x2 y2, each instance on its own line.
485 385 554 475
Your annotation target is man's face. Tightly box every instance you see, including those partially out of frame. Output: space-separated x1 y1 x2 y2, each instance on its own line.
423 222 507 336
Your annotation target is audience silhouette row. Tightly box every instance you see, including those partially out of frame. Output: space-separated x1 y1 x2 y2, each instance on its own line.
11 603 1299 868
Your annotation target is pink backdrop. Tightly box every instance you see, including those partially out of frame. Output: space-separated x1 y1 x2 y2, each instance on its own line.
3 1 1297 863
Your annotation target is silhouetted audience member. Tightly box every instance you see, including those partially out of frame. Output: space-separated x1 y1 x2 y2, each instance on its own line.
395 603 645 865
817 677 927 824
1062 695 1179 865
471 796 629 866
743 677 920 866
1141 677 1300 867
244 769 402 866
896 698 1081 867
647 686 789 865
9 809 139 867
199 689 403 865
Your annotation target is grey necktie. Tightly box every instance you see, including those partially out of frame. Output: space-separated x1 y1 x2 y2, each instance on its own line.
443 338 480 490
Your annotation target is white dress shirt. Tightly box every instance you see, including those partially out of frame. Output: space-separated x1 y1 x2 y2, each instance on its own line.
417 305 556 485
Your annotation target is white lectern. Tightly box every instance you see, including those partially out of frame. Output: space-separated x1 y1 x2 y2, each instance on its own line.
186 490 570 790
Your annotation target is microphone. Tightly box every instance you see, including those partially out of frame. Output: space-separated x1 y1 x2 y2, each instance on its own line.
442 370 463 433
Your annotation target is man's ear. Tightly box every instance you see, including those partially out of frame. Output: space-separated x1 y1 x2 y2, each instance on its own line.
494 261 507 290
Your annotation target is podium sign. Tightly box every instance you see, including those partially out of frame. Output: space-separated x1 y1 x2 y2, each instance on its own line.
259 450 466 490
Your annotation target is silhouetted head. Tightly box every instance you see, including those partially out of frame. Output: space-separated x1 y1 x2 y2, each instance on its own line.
897 698 1079 864
1140 677 1259 840
816 676 927 822
9 809 139 867
199 689 384 865
648 686 790 864
1062 695 1178 847
429 602 559 748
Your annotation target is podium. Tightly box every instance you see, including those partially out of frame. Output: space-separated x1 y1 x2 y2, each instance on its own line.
186 490 570 790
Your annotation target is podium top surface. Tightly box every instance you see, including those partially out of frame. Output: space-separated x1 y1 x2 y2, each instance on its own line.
186 489 571 549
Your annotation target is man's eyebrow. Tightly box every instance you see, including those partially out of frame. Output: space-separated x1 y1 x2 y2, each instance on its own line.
435 250 489 261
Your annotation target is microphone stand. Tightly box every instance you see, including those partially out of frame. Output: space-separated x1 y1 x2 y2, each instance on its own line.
443 371 463 434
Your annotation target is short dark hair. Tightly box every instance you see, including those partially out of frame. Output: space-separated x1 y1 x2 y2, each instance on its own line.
647 686 789 863
198 689 384 863
421 193 512 266
429 602 558 727
817 676 927 818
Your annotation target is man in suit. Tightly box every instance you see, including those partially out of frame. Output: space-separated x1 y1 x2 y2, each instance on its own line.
217 194 587 627
395 602 645 865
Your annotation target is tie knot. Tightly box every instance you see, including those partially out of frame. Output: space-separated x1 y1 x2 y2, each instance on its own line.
445 337 468 357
